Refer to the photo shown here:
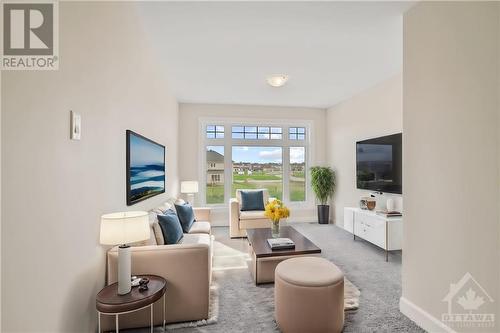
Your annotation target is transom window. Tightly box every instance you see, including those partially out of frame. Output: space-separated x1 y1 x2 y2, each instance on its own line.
201 121 311 206
232 126 282 140
289 127 306 140
206 125 224 139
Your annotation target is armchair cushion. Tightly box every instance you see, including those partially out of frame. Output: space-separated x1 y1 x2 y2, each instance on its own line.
175 202 196 233
240 210 266 220
240 190 265 211
157 212 184 245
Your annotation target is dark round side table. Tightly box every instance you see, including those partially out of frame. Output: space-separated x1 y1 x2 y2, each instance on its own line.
96 275 167 333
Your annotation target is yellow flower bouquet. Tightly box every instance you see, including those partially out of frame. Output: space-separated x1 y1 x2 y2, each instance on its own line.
265 199 290 237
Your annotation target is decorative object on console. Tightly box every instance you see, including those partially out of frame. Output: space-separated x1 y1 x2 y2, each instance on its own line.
376 210 402 217
386 198 395 211
310 166 336 224
264 199 290 237
126 130 165 206
180 181 199 205
100 211 150 295
359 196 376 210
174 202 196 233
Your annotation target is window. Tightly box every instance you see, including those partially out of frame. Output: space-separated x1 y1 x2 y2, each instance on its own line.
202 121 310 206
289 127 305 140
290 147 306 201
232 126 283 140
232 147 283 200
206 125 224 139
206 146 224 204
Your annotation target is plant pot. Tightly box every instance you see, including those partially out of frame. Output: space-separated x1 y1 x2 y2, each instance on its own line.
317 205 330 224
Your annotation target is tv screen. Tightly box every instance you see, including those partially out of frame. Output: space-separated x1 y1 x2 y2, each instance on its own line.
356 133 402 194
126 130 165 205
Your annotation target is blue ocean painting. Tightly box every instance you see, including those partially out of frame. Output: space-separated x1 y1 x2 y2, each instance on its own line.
128 133 165 204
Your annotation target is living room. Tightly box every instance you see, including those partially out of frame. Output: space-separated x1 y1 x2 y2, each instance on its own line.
1 1 499 333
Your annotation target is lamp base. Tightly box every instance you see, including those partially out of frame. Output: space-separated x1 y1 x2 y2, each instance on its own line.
118 245 131 295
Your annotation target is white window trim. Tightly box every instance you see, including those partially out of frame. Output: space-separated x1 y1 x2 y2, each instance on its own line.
199 117 315 209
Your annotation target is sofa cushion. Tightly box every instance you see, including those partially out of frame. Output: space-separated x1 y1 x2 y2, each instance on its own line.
240 210 266 220
175 202 196 233
157 212 184 245
188 221 211 234
179 233 211 247
240 190 265 211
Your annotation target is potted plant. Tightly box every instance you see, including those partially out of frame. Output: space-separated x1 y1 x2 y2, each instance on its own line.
310 166 336 224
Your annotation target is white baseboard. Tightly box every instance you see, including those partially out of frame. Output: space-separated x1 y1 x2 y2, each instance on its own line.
400 297 456 333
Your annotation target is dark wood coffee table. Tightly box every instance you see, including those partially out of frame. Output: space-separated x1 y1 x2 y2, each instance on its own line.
96 275 167 332
247 226 321 284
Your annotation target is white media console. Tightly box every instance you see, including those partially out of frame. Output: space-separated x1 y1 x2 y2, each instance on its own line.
343 207 403 261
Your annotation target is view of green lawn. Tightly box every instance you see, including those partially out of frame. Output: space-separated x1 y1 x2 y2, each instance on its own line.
206 170 305 203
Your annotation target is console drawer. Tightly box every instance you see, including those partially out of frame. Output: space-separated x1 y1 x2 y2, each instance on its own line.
355 212 386 249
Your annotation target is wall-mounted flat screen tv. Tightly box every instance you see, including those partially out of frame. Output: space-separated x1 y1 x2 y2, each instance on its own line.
126 130 165 205
356 133 402 194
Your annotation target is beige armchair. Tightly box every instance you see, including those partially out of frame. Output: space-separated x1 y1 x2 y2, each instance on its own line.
230 189 271 238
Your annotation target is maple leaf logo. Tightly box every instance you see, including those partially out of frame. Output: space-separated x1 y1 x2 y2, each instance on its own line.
457 288 485 311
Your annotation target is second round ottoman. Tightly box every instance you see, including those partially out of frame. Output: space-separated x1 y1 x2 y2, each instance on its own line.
274 257 344 333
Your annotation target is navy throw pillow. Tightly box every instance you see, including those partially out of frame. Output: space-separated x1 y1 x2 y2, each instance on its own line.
157 212 183 245
240 190 265 211
175 203 196 233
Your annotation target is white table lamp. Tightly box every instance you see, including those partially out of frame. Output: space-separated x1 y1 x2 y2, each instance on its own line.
181 181 199 204
100 211 149 295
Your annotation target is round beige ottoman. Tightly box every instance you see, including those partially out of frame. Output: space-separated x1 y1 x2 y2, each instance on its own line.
274 257 344 333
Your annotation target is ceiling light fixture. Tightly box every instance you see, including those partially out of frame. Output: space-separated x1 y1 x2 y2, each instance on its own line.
267 74 289 87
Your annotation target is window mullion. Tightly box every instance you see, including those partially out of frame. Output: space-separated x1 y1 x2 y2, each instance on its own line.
224 132 232 203
282 147 290 203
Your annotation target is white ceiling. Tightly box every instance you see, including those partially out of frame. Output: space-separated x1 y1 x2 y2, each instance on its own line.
138 2 414 109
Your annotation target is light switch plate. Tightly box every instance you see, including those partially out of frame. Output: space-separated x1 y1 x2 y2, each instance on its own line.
70 110 81 140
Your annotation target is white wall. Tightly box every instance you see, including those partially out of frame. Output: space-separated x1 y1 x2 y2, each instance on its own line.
326 74 402 226
402 2 499 332
178 103 326 225
1 3 179 332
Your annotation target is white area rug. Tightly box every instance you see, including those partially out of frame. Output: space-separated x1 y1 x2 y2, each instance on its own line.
344 278 361 310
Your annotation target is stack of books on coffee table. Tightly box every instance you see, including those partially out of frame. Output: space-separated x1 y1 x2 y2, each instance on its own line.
267 238 295 250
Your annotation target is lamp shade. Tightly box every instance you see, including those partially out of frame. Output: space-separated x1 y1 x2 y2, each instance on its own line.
100 211 149 245
181 181 199 194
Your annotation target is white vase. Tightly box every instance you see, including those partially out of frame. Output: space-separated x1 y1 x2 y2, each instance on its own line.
386 198 395 212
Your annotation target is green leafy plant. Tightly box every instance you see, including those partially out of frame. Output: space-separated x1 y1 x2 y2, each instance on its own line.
310 166 336 205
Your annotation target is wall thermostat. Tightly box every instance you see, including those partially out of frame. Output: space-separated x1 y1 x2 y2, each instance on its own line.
70 110 81 140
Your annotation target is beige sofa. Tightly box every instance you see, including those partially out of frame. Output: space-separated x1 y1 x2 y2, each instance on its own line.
100 200 212 331
230 189 270 238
